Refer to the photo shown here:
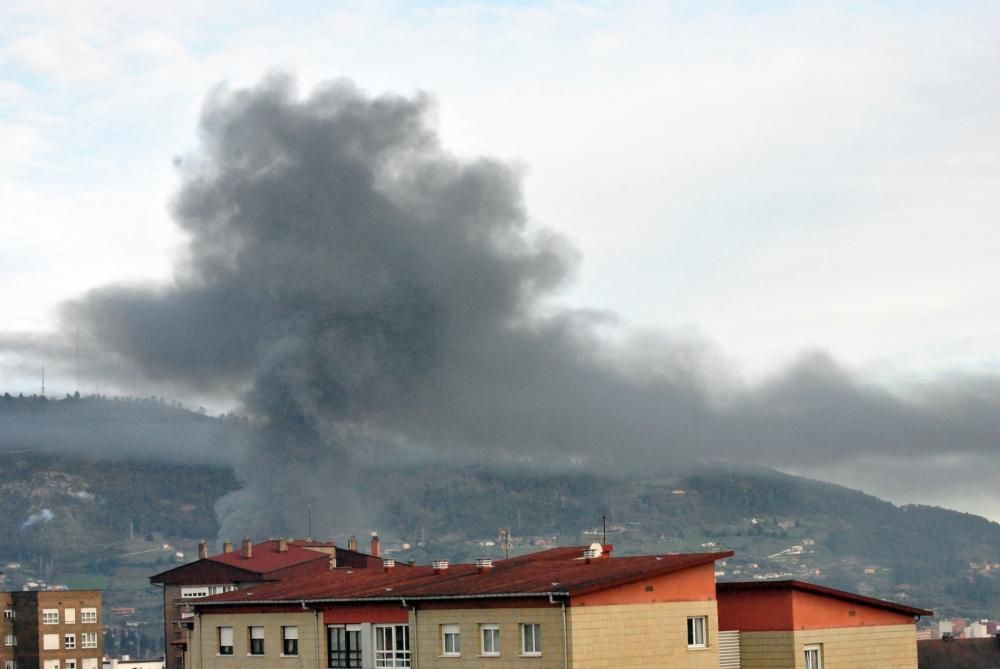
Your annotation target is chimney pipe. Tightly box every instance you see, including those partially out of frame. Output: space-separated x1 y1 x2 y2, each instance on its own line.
476 558 494 574
383 558 396 572
223 541 233 554
198 541 208 560
370 532 381 558
278 538 288 553
348 535 358 552
241 538 253 559
433 560 449 574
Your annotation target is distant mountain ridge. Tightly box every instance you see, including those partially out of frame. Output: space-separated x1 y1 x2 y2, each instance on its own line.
1 394 997 620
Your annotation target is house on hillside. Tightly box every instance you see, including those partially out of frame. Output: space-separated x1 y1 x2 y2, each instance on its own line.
185 544 732 669
149 536 385 669
717 580 932 669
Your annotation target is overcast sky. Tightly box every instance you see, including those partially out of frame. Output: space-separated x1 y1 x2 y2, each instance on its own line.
2 1 999 520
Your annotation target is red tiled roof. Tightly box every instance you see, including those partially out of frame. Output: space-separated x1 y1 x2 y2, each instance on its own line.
208 541 331 572
194 550 732 606
717 580 932 617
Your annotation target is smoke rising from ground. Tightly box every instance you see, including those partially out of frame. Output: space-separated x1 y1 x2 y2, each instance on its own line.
19 74 999 534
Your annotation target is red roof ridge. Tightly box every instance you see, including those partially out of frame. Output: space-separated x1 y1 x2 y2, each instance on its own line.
716 579 933 617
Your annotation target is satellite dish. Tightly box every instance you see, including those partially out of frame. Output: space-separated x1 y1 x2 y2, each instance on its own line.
588 542 603 557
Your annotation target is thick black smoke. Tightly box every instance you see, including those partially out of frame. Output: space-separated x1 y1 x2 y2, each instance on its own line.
44 75 1000 535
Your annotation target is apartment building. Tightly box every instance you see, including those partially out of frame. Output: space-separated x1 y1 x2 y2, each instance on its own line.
0 589 103 669
717 580 932 669
184 544 732 669
150 537 384 669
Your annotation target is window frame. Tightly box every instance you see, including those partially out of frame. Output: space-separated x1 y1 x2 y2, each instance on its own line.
218 626 234 656
441 624 460 657
81 632 98 649
64 633 76 650
248 626 265 656
480 624 500 657
80 608 98 624
374 624 410 668
42 608 59 625
3 610 14 620
3 633 15 647
520 623 541 656
687 616 708 649
282 626 299 657
804 644 823 669
327 624 362 668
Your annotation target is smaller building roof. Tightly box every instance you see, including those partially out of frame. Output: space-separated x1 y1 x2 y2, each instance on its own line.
717 579 932 617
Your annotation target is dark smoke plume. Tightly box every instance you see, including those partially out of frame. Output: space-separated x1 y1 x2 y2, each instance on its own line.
39 75 1000 535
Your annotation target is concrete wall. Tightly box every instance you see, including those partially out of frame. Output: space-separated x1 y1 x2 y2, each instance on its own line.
739 624 919 669
191 611 320 669
567 600 720 669
411 606 564 669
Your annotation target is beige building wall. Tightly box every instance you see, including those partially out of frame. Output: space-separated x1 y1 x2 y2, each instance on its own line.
740 624 918 669
412 606 564 669
567 600 720 669
190 611 321 669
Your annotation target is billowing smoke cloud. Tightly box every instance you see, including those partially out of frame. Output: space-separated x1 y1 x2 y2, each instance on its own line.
21 508 54 529
41 74 1000 535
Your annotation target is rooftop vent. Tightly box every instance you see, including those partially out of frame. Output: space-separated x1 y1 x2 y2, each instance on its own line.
583 543 603 560
432 560 449 574
383 559 396 571
241 538 253 559
476 558 494 573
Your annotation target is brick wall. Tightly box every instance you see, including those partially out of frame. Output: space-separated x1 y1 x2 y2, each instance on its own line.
192 611 319 669
739 624 918 669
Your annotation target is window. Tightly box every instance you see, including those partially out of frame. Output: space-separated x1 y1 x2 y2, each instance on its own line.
328 624 361 668
218 627 233 656
249 626 265 655
282 626 299 656
65 661 76 669
82 660 98 669
64 608 76 624
3 610 13 620
81 632 98 649
43 608 59 624
43 634 60 650
180 587 209 599
4 662 14 669
441 624 460 656
43 661 59 669
64 634 76 650
481 624 500 656
521 623 541 656
80 608 97 624
804 644 823 669
4 634 16 646
374 624 410 667
687 616 707 648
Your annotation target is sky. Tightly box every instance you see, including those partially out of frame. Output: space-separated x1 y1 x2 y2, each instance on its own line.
2 1 999 522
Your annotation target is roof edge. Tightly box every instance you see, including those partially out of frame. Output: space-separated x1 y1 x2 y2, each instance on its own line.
717 579 933 617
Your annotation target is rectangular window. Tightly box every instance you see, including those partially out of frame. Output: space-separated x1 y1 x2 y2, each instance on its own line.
282 626 299 656
521 623 541 656
64 608 76 624
80 608 98 624
3 634 15 646
481 625 500 656
249 626 265 655
4 661 13 669
804 644 823 669
2 610 13 620
65 661 76 669
64 634 76 650
81 632 98 649
218 627 233 656
441 624 460 656
328 624 361 668
43 634 60 650
43 608 59 624
374 624 410 668
180 587 210 599
687 616 707 648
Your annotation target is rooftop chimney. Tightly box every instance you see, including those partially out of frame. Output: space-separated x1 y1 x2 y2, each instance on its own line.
198 541 208 560
370 532 381 558
278 538 288 553
223 541 233 554
241 538 253 559
433 560 449 574
383 558 396 572
476 558 494 574
348 535 358 552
